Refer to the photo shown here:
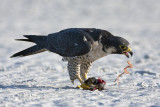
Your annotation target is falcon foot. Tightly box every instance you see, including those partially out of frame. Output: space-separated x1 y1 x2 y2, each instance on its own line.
77 77 106 91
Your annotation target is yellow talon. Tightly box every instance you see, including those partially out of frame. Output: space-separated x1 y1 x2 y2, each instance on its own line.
77 75 83 84
77 74 92 90
78 83 92 90
84 73 88 80
77 85 81 88
81 83 90 89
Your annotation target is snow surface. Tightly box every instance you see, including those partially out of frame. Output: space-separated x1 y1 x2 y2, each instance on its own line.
0 0 160 107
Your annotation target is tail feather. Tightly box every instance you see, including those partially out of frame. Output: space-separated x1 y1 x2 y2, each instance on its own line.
23 35 48 48
15 35 48 45
10 45 46 58
11 35 48 58
15 39 32 42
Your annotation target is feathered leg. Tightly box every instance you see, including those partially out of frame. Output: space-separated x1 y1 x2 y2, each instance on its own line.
67 60 92 89
80 62 92 81
67 60 83 84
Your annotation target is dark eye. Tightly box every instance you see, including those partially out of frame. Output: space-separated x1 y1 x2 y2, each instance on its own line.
120 45 127 50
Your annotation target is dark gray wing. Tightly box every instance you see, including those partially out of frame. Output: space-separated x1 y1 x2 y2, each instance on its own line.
47 28 93 57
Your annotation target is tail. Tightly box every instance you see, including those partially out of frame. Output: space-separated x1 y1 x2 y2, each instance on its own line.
11 35 48 58
10 45 46 58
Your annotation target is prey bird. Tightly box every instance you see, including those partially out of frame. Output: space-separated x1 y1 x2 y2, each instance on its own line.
11 28 133 86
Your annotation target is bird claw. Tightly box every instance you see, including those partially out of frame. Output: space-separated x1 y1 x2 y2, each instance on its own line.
77 77 106 91
77 83 92 90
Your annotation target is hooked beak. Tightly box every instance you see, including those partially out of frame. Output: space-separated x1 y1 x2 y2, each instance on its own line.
123 47 133 58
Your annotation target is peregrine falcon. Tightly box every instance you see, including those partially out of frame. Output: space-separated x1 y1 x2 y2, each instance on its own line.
11 28 133 85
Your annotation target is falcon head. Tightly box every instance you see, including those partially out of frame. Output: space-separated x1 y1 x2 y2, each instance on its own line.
101 36 133 58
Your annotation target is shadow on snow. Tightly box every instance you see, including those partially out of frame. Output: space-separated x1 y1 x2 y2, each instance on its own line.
0 84 76 90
